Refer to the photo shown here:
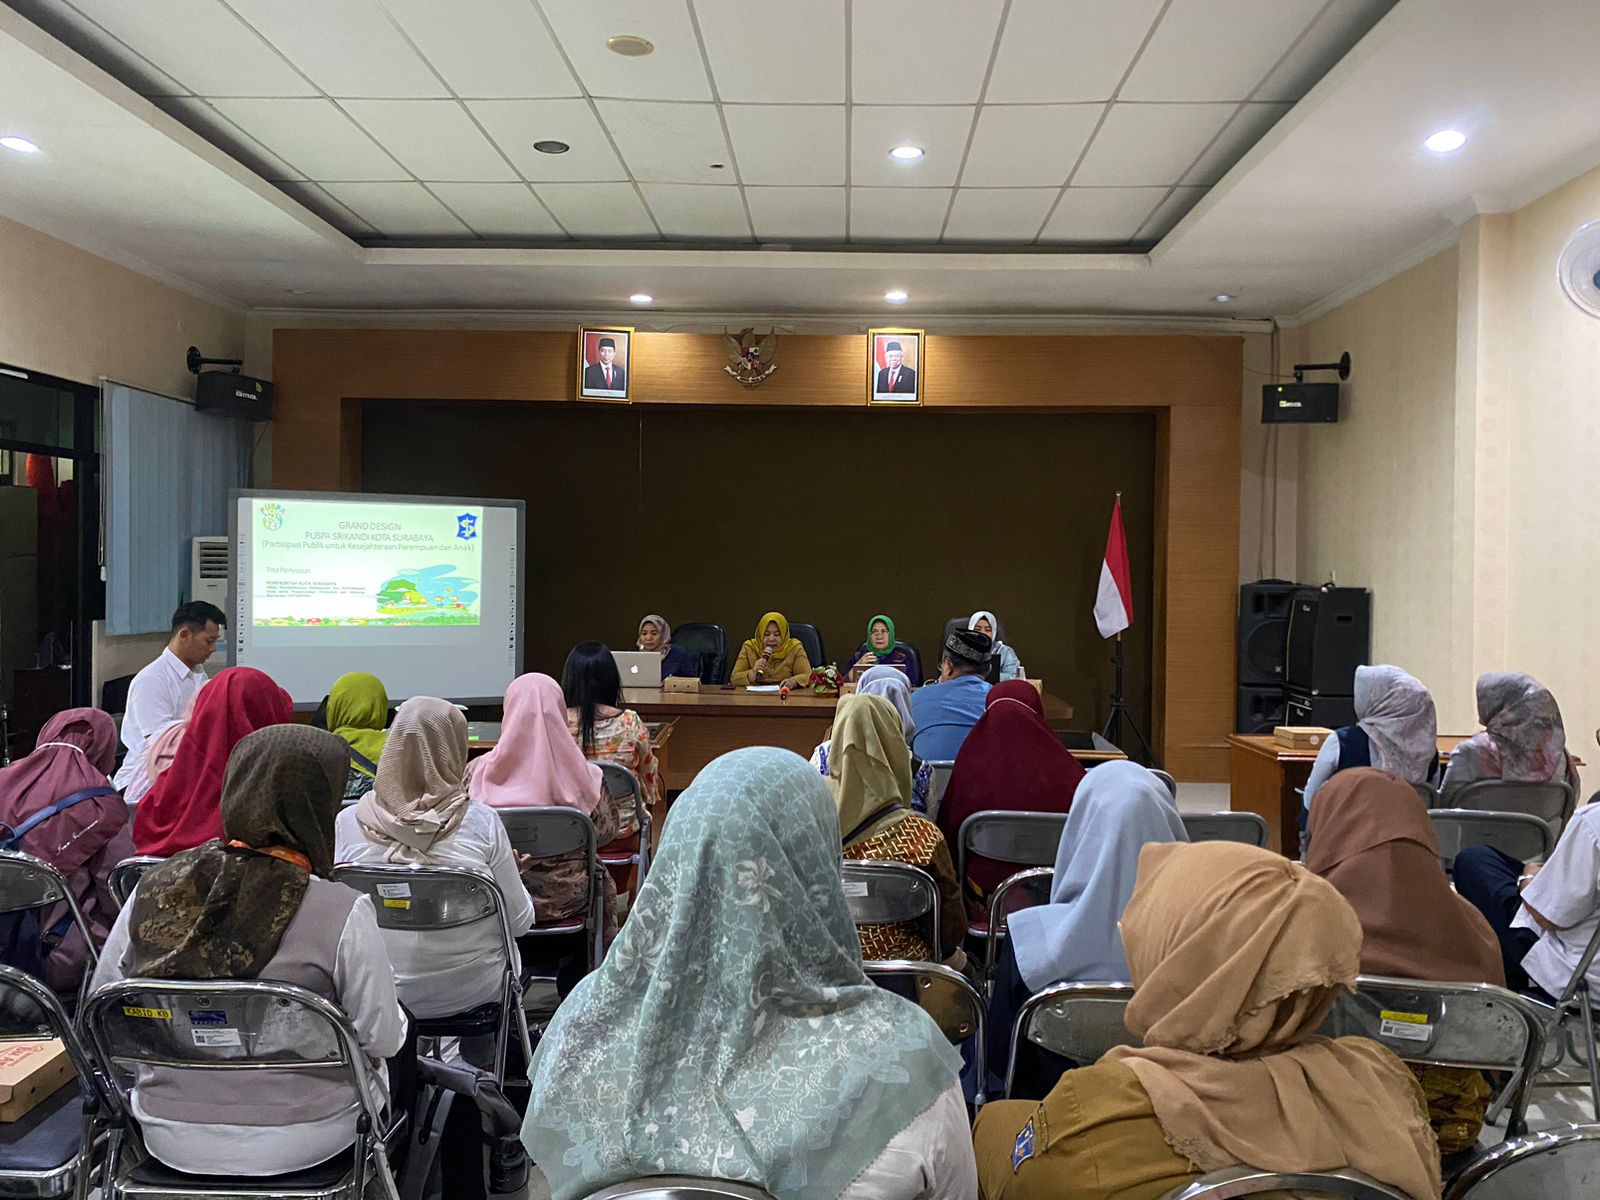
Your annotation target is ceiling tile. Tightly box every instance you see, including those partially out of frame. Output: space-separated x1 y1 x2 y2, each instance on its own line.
849 187 951 241
1120 0 1324 102
960 104 1101 187
1181 102 1292 185
152 97 305 180
986 0 1166 103
744 187 846 241
1071 103 1235 186
639 184 750 239
850 106 975 187
943 188 1056 242
539 0 711 101
594 100 730 183
694 0 846 102
1255 0 1398 102
466 99 627 181
208 98 407 181
39 0 313 96
381 0 580 98
723 106 844 185
275 181 376 235
534 182 658 238
225 0 447 97
1038 187 1166 243
342 100 517 181
851 0 1006 104
1138 185 1208 240
426 183 566 238
319 182 471 236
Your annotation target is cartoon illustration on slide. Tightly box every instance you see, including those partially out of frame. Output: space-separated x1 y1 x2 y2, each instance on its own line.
262 564 481 627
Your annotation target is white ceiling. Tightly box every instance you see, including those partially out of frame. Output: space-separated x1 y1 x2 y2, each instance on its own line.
4 0 1391 248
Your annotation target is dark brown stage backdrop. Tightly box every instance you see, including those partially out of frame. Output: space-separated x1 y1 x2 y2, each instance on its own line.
362 402 1154 733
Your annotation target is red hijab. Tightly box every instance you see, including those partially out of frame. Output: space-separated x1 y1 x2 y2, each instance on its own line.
0 708 124 875
937 680 1087 896
133 668 293 857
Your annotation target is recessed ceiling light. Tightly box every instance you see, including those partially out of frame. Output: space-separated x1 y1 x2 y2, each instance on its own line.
1424 128 1467 154
606 34 654 57
0 136 40 154
1213 294 1234 303
889 144 924 162
884 289 909 304
629 293 653 305
533 140 570 155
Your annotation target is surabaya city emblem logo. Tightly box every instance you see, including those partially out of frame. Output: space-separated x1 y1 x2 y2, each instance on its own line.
259 502 285 531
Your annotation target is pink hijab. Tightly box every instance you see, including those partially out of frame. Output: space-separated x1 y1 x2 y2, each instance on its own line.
470 674 603 813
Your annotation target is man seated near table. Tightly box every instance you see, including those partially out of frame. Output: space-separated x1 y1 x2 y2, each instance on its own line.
908 628 993 761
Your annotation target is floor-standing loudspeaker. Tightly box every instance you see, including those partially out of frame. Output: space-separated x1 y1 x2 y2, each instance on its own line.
1237 686 1289 735
1237 581 1297 733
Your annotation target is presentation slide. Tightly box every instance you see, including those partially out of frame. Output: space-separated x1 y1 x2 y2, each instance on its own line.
231 491 522 705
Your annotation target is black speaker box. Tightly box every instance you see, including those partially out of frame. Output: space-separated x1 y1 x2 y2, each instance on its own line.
1238 581 1298 687
1262 381 1339 424
1286 690 1357 729
1284 586 1372 696
195 370 274 419
1236 685 1287 735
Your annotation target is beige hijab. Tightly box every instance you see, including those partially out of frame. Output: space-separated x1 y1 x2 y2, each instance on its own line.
828 693 913 847
354 696 472 862
1106 842 1441 1200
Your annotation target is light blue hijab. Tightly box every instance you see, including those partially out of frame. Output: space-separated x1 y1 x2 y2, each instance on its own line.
857 665 916 741
1007 760 1188 990
521 746 961 1200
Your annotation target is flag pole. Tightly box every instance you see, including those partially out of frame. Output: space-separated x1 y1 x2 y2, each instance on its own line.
1100 492 1158 767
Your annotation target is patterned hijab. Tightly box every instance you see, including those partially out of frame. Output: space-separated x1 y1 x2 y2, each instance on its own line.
355 696 472 860
1353 666 1438 784
1453 672 1573 784
327 671 389 776
828 694 913 847
746 611 801 661
521 747 962 1200
125 726 349 980
856 665 916 741
638 614 672 653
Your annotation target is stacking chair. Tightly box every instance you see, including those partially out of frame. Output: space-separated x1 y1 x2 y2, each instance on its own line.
1428 810 1553 872
1446 779 1575 840
330 863 533 1083
671 623 727 685
788 623 825 670
0 850 99 1003
922 761 956 823
1413 781 1440 807
983 867 1055 983
1150 769 1178 798
84 978 405 1200
597 762 652 894
863 959 986 1105
108 857 165 908
1160 1167 1421 1199
581 1177 778 1200
1004 982 1136 1098
1496 920 1600 1124
956 811 1066 953
1179 812 1269 847
495 806 606 975
1442 1123 1600 1199
840 861 941 961
0 963 110 1200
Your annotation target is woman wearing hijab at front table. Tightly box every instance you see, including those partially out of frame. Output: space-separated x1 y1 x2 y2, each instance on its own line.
326 671 390 802
0 707 133 992
1308 768 1504 1158
973 841 1441 1200
1440 671 1581 799
987 761 1187 1100
968 610 1024 682
522 746 974 1200
637 613 699 679
811 665 936 813
845 614 919 682
1302 665 1439 815
730 611 812 688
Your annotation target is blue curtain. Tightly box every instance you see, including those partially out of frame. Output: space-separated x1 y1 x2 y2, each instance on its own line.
103 382 251 635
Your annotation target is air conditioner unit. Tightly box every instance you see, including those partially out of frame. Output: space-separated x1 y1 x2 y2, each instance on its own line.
190 536 229 609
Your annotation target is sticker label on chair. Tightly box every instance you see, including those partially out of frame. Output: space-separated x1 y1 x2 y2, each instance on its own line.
842 880 869 897
192 1028 241 1047
1379 1010 1432 1041
122 1006 171 1020
188 1010 228 1026
376 882 411 899
382 897 411 909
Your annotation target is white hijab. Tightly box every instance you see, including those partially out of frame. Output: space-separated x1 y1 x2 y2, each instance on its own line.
1353 665 1438 784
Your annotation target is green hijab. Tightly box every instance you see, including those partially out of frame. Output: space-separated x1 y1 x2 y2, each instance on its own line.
327 671 389 776
521 746 961 1200
866 613 897 657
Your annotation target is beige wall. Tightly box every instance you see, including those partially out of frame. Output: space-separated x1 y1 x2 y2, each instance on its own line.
1239 329 1299 584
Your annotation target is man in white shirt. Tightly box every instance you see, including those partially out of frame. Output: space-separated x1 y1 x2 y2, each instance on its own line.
112 601 225 791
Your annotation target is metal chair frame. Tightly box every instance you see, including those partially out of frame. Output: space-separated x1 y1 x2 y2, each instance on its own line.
1497 919 1600 1126
0 850 101 1008
1158 1166 1419 1199
1442 778 1575 838
1427 810 1554 873
1005 981 1136 1098
108 858 165 910
580 1176 778 1200
956 811 1066 946
1442 1122 1600 1200
922 761 955 824
329 862 534 1082
839 861 941 962
597 762 652 889
863 959 987 1106
83 978 402 1200
495 806 605 974
1179 812 1269 848
983 867 1054 984
1150 769 1177 798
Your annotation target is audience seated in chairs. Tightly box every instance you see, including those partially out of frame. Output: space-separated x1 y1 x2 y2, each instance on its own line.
92 725 409 1178
828 694 966 970
972 842 1443 1200
562 642 659 839
1440 672 1580 800
336 696 535 1022
326 671 390 803
968 610 1025 682
132 666 293 858
637 614 700 679
520 746 976 1200
844 613 920 682
1301 666 1440 816
989 761 1187 1100
730 611 813 689
0 707 133 992
812 665 934 813
1307 768 1505 1158
908 628 995 762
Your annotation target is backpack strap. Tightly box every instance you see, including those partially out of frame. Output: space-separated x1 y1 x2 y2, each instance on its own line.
0 785 119 852
348 748 378 776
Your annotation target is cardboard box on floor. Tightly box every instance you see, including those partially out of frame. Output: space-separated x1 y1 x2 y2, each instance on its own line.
0 1038 74 1122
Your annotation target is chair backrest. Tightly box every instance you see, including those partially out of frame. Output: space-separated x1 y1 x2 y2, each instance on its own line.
598 761 652 879
331 863 508 934
0 962 105 1101
1413 781 1439 807
0 850 72 913
840 861 940 960
1150 769 1177 798
923 760 956 822
788 622 825 669
581 1177 779 1200
1007 982 1136 1097
862 959 986 1101
1429 810 1555 871
672 623 727 685
1448 779 1575 836
897 641 923 685
1160 1165 1420 1200
957 811 1067 887
1180 812 1269 847
495 805 599 863
1442 1125 1600 1200
109 855 166 908
984 866 1055 978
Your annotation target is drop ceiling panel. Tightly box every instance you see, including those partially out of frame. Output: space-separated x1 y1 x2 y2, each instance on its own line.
539 0 711 101
426 182 565 238
1072 103 1235 186
595 100 731 183
320 181 471 236
1255 0 1398 102
381 0 580 99
1119 0 1323 102
1039 186 1166 242
466 99 627 181
152 97 305 180
695 0 846 103
849 187 951 241
1140 185 1208 239
723 106 845 186
225 0 448 98
744 186 847 241
960 104 1102 187
639 183 751 239
985 0 1167 103
850 106 974 187
274 180 376 234
5 0 193 95
342 100 517 181
534 181 658 238
850 0 1006 104
943 188 1056 242
208 98 407 181
1181 102 1292 185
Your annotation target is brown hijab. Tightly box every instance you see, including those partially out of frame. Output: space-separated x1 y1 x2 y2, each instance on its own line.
125 726 349 980
1308 768 1504 986
1106 842 1441 1200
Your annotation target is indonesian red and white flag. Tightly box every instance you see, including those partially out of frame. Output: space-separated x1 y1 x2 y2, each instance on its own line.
1094 497 1133 639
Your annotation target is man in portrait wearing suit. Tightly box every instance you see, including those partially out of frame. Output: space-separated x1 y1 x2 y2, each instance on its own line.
875 340 916 393
583 336 627 393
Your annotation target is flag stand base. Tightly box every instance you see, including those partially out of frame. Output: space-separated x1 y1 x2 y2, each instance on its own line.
1101 633 1158 767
